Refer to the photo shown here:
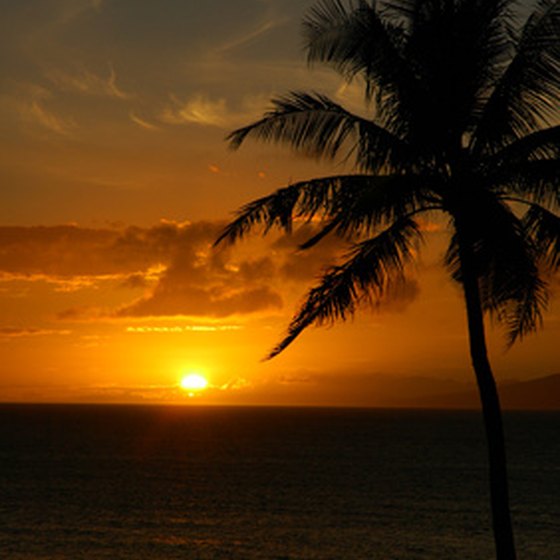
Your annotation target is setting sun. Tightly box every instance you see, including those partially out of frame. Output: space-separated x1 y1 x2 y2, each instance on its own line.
180 374 209 392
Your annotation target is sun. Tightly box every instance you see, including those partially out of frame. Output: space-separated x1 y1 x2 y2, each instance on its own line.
179 373 209 393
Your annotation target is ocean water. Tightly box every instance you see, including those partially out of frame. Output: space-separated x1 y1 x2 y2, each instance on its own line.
0 405 558 559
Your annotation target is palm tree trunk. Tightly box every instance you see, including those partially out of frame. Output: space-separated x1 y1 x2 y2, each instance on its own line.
459 244 516 560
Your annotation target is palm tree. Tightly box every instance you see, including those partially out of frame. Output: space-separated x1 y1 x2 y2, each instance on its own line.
215 1 560 558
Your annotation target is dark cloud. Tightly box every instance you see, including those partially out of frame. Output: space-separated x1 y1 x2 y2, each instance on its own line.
372 278 421 314
0 224 157 276
271 224 346 281
0 221 220 276
0 221 421 320
114 224 283 318
0 221 284 318
119 273 150 290
117 285 282 318
56 306 104 320
0 326 70 338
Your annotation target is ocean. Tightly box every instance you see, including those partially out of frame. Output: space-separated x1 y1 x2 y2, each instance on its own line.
0 405 558 559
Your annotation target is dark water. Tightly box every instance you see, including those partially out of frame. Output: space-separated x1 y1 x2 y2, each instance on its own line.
0 405 558 559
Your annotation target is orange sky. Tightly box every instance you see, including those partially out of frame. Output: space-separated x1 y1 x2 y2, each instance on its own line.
0 0 558 406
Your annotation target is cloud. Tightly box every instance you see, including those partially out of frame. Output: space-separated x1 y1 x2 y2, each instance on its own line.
129 111 160 131
371 278 421 314
56 306 106 320
125 325 242 333
0 271 137 293
270 225 421 312
118 285 282 318
120 272 151 289
161 94 229 127
215 19 283 54
4 82 76 136
0 327 71 338
334 80 368 115
160 92 270 129
46 64 130 99
19 95 76 136
5 64 129 138
115 233 283 318
27 100 75 135
0 224 179 277
0 222 283 319
0 220 420 322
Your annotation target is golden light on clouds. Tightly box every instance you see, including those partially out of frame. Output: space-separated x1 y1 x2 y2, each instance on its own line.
0 0 557 407
126 325 242 333
161 94 229 127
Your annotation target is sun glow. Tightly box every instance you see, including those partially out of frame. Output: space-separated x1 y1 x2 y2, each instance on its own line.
179 373 209 393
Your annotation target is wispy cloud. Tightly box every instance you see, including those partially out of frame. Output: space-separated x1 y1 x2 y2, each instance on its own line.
117 286 283 319
160 92 270 129
0 327 71 339
46 64 130 99
17 90 76 136
215 19 283 54
130 111 160 131
125 324 242 333
26 100 75 135
161 94 229 127
6 82 76 136
0 271 144 292
334 80 370 115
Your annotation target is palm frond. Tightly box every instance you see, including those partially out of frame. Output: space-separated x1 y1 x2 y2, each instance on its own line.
302 0 434 148
374 0 516 156
299 173 440 247
214 173 437 247
303 0 410 102
298 220 340 250
496 159 560 209
384 0 516 29
447 0 516 137
488 125 560 165
497 274 548 347
445 197 549 344
472 0 560 153
227 92 405 171
214 175 351 246
266 217 421 358
330 174 439 238
524 204 560 270
220 0 557 359
214 187 299 247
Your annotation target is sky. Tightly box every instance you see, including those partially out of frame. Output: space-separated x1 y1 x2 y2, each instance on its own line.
0 0 558 406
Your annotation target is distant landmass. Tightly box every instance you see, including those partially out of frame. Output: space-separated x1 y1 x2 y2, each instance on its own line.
408 373 560 410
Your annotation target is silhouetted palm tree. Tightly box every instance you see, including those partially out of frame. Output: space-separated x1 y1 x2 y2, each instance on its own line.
216 1 560 558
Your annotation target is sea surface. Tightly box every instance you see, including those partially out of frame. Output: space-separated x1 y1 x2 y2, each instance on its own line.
0 405 558 559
